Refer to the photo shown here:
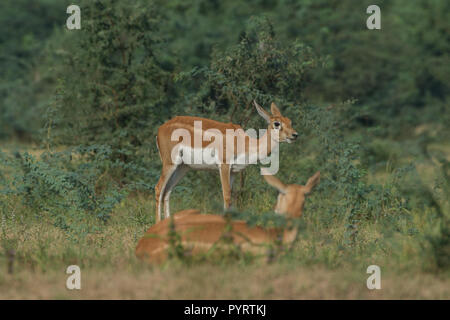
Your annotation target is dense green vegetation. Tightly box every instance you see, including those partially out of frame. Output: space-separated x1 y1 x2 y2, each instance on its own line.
0 0 449 298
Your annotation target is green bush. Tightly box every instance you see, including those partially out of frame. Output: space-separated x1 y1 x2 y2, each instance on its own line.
0 146 127 239
44 0 175 173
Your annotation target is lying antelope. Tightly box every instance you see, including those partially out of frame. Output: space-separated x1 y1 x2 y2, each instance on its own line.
155 101 298 222
136 171 320 264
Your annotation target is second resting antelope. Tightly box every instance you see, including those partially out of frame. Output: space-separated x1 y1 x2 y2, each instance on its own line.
155 101 299 222
136 171 320 264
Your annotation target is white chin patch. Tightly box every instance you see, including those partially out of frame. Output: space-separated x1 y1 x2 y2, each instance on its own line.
286 138 292 144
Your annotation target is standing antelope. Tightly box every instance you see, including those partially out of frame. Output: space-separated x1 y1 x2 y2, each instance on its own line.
155 101 298 222
136 171 320 264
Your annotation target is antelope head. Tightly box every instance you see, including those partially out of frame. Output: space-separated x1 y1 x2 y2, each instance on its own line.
253 101 298 143
263 171 321 218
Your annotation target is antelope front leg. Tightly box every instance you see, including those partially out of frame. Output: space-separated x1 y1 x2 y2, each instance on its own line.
219 164 232 210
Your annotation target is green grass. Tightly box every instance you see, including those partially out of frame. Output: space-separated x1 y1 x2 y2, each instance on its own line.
0 190 448 299
0 140 449 299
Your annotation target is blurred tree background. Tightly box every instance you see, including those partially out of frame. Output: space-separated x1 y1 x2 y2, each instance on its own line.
0 0 449 269
1 0 448 141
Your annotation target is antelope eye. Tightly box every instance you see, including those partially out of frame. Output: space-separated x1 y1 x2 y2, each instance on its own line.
273 121 281 129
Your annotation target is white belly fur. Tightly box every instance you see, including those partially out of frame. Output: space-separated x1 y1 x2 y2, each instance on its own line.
179 146 250 172
186 163 219 170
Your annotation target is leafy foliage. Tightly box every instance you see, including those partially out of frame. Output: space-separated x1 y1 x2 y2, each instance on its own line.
177 16 321 126
44 0 176 184
0 146 126 239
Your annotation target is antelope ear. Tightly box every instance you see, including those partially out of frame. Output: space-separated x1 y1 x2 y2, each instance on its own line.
263 174 287 194
270 102 282 117
303 171 320 195
254 100 271 124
